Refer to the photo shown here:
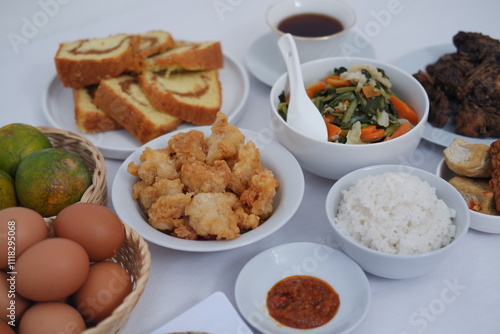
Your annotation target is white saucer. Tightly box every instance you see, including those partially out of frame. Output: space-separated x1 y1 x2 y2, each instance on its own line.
234 242 371 334
246 31 376 86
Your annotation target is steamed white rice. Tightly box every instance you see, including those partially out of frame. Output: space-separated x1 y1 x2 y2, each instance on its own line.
334 172 456 255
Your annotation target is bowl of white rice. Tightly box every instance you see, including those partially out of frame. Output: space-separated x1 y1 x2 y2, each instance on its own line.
325 164 470 279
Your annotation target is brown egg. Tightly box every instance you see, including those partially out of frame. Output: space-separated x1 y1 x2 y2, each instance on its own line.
16 238 89 301
73 261 133 324
0 271 31 325
54 203 125 261
19 302 86 334
0 207 48 270
0 320 15 334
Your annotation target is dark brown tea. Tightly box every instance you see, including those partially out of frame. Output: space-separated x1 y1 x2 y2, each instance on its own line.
278 13 343 38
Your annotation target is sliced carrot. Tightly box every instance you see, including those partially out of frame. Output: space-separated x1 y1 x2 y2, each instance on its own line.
360 128 385 141
324 118 342 141
388 122 411 139
360 125 377 135
306 81 326 98
362 86 380 98
324 77 352 87
390 95 419 124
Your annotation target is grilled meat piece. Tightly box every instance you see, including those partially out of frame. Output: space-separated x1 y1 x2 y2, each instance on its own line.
413 31 500 138
489 139 500 211
413 70 451 128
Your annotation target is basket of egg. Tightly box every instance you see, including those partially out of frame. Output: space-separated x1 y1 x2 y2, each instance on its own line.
0 203 151 334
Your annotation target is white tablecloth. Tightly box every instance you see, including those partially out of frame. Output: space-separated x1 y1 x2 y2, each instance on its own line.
1 1 499 333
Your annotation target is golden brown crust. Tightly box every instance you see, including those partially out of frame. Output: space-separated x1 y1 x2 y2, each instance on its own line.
93 75 182 144
144 41 223 72
138 70 222 125
129 31 176 71
73 86 123 133
55 34 140 88
489 139 500 211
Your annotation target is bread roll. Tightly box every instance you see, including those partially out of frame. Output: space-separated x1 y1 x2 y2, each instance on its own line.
443 138 491 178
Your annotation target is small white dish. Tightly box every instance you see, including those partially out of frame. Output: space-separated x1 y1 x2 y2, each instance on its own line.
436 158 500 234
392 44 498 147
112 127 304 252
150 291 252 334
246 30 376 87
43 54 249 160
234 242 371 334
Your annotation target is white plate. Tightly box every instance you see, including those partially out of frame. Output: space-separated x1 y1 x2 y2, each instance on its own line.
234 242 371 334
436 158 500 234
392 44 498 147
150 291 252 334
112 127 304 252
42 54 249 160
245 30 376 87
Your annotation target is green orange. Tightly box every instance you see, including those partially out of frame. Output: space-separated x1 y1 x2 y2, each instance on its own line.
0 170 17 209
15 148 92 217
0 123 52 178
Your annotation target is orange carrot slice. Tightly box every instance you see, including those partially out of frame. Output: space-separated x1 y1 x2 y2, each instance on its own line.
390 96 419 124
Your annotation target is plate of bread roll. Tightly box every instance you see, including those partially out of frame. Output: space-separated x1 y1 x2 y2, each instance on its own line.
43 30 249 159
437 137 500 233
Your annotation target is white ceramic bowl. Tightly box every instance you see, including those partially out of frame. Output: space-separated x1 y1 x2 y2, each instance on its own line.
266 0 356 62
270 56 429 180
112 127 304 252
234 242 371 334
436 158 500 234
325 165 470 279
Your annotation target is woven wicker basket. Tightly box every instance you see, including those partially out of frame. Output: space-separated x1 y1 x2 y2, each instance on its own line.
36 126 108 216
44 217 151 333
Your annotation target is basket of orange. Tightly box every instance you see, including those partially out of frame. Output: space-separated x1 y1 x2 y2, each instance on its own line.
0 123 107 217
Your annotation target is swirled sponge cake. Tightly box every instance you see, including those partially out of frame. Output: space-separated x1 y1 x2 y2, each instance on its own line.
144 41 223 72
73 85 123 133
93 75 182 144
138 69 222 125
55 34 140 88
129 31 175 71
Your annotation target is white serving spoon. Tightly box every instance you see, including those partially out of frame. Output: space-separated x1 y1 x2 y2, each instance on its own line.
277 33 328 141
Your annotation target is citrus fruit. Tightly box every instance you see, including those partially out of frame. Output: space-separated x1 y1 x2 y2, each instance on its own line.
0 170 17 209
15 148 92 217
0 123 52 178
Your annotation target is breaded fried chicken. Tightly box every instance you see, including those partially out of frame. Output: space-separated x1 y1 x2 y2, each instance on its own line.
185 192 241 240
180 159 231 193
241 168 280 219
167 130 207 168
148 193 194 231
206 112 245 165
229 140 262 196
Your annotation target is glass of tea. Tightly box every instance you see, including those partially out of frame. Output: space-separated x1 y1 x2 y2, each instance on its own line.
266 0 356 62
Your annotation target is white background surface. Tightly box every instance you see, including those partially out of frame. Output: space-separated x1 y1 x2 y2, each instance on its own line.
1 1 499 333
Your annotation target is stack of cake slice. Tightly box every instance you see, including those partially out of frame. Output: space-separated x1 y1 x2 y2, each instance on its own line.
54 30 224 144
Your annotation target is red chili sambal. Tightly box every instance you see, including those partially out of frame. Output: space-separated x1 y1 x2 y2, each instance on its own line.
266 275 340 329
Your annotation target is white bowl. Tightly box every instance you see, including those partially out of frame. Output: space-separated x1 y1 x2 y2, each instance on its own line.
234 242 371 334
436 158 500 234
325 165 470 279
266 0 356 62
112 127 304 252
270 56 429 180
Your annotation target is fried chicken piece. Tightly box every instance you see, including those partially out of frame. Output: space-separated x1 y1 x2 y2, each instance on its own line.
167 130 207 169
180 159 231 193
128 147 178 185
148 193 193 231
240 168 279 219
228 140 262 196
185 192 241 240
206 112 245 165
489 139 500 211
132 178 184 212
234 207 260 230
